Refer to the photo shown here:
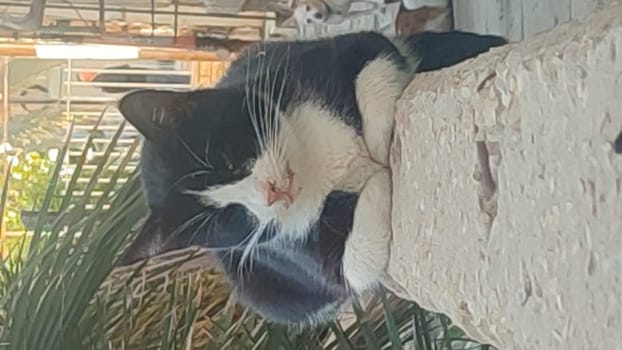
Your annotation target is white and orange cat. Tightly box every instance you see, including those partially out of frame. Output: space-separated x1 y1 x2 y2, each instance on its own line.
116 30 506 326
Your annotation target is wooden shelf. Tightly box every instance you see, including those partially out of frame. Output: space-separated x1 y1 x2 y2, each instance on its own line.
0 40 238 62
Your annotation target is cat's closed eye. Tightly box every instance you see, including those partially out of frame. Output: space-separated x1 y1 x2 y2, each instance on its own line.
221 157 253 177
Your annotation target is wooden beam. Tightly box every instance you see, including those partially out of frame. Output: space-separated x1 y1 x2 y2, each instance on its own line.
0 43 36 57
138 47 234 62
0 41 238 61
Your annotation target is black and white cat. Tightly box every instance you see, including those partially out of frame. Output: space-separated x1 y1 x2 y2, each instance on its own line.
116 30 507 326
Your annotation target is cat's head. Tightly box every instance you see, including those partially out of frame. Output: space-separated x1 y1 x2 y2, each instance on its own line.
116 87 304 263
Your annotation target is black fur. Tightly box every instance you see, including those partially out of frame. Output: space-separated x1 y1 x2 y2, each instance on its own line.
218 191 356 324
116 30 507 325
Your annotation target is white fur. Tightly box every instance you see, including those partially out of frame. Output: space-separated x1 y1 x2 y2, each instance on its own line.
355 56 415 166
342 54 416 291
199 102 382 241
342 169 392 293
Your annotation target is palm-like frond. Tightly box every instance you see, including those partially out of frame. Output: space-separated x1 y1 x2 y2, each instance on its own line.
0 106 492 350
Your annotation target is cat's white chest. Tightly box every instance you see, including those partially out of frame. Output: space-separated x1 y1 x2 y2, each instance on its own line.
289 103 381 190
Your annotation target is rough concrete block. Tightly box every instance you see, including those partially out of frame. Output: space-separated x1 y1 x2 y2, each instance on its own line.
387 2 622 349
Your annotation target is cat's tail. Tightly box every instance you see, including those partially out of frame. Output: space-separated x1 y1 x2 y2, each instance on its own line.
390 30 508 74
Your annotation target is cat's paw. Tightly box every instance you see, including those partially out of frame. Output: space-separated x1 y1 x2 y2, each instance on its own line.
342 169 392 293
356 57 412 166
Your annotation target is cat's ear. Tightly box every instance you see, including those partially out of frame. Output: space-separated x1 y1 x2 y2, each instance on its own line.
118 89 198 142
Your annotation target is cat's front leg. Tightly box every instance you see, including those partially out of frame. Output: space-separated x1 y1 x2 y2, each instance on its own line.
342 169 392 293
356 57 413 166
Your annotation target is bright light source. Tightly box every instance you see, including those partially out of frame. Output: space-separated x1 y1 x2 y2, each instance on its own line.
35 44 140 60
0 142 13 154
86 148 94 161
7 155 18 166
47 148 59 162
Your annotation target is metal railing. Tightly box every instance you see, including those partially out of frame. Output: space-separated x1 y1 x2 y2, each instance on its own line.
60 59 193 210
0 1 276 41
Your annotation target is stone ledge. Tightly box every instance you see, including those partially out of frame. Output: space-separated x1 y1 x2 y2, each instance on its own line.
387 2 622 349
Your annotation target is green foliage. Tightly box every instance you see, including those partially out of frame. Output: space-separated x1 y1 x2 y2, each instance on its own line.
0 151 62 232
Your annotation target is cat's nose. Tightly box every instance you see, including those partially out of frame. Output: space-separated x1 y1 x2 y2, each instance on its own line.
265 161 297 207
266 184 294 207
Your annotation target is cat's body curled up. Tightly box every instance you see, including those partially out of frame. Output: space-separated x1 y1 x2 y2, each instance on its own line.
116 30 506 326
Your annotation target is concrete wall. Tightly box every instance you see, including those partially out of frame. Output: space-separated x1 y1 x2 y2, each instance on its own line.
386 2 622 349
453 0 618 42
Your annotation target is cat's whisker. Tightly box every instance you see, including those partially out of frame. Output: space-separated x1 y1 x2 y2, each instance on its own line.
264 99 280 175
165 169 212 197
162 209 212 248
255 53 265 145
177 136 212 170
244 52 265 152
234 235 257 277
275 118 295 167
185 210 219 245
262 45 289 177
203 133 213 168
245 225 271 275
262 122 281 176
258 50 270 148
265 55 289 177
159 107 166 124
151 106 158 123
267 50 285 158
272 50 291 168
264 60 277 171
238 221 271 274
269 110 283 165
243 43 292 179
269 147 284 173
247 54 270 154
276 120 290 157
152 105 166 125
